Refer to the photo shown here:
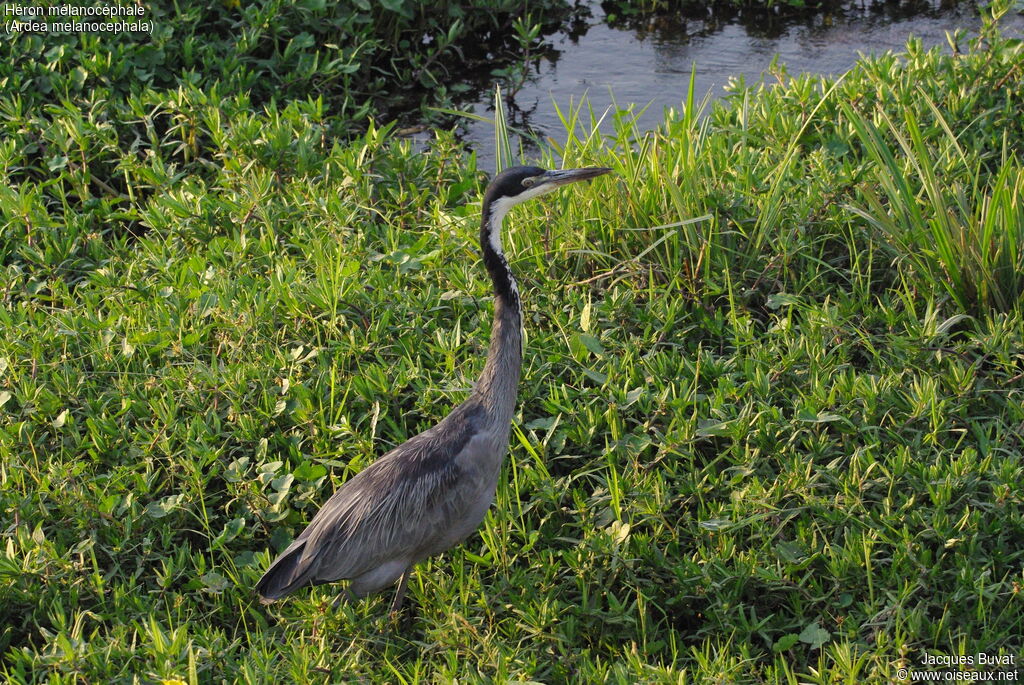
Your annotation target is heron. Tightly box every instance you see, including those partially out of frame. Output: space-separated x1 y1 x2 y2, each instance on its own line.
255 164 611 614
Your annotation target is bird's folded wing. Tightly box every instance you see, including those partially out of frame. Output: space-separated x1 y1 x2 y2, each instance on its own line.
296 403 488 580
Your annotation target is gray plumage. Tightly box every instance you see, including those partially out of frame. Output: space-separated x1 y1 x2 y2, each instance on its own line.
255 165 611 612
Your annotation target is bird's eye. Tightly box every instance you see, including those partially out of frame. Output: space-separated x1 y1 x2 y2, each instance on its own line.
522 177 536 187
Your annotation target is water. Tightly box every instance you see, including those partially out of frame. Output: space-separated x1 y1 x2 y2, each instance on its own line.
454 1 1024 171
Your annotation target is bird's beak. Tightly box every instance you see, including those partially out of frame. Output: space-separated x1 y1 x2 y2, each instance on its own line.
538 167 613 187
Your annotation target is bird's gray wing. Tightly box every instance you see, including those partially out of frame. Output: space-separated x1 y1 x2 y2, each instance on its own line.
295 402 489 583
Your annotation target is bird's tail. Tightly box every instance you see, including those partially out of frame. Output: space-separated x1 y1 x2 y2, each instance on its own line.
255 539 314 603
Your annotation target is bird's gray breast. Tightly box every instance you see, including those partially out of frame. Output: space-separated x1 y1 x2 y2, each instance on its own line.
406 403 510 560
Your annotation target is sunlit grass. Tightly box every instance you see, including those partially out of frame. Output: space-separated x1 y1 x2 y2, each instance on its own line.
845 99 1024 313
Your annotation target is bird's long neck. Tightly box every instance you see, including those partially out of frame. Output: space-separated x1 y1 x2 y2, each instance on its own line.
474 197 523 421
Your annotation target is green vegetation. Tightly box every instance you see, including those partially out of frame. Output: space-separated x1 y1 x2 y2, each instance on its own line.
0 0 568 219
2 0 1024 682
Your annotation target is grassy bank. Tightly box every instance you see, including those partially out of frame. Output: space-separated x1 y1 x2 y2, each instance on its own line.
0 0 574 230
2 2 1024 682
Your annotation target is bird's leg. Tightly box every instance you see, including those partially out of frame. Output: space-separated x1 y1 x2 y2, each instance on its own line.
332 586 358 610
388 568 412 616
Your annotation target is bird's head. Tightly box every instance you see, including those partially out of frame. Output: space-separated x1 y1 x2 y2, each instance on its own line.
481 165 612 258
477 165 611 305
484 165 612 211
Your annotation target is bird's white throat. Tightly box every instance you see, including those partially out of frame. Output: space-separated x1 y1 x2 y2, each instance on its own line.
485 195 522 305
486 183 555 257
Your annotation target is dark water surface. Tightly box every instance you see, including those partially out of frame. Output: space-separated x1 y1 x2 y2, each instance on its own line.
454 1 1024 171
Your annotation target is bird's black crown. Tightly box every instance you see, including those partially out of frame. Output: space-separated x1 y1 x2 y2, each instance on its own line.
483 166 547 204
